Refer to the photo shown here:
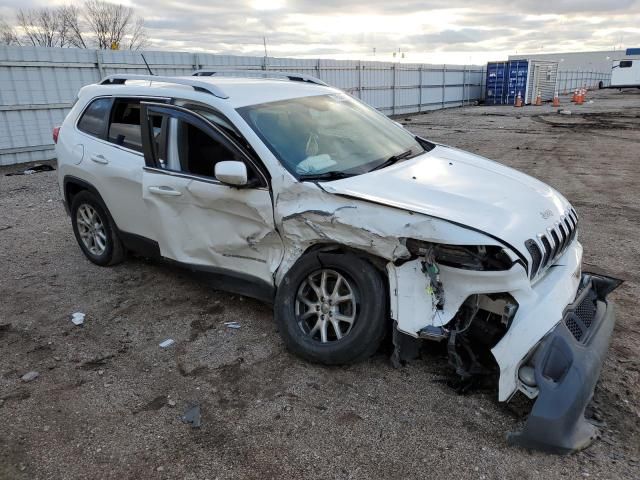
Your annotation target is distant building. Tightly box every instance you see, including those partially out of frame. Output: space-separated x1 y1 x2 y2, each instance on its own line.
508 50 624 74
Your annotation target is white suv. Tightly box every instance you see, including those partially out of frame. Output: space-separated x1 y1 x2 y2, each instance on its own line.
55 71 618 453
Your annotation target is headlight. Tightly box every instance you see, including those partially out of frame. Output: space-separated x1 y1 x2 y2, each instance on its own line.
405 239 514 271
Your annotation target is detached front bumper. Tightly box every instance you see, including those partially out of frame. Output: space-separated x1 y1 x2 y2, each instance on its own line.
508 273 621 454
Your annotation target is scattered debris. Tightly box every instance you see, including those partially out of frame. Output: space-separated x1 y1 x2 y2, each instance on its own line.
71 312 85 326
79 354 114 370
141 395 167 412
181 403 201 428
159 338 175 348
21 371 39 382
558 109 572 115
167 399 176 408
224 321 241 329
5 164 55 176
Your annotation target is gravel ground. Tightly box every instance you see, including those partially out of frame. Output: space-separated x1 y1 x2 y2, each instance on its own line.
1 88 639 480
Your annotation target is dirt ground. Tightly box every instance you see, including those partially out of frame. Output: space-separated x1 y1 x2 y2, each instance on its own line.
1 88 639 480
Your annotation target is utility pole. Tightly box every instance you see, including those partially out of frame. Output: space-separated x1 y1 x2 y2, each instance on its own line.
263 37 268 58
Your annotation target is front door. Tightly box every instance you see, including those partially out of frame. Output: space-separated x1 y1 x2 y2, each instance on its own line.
139 103 283 288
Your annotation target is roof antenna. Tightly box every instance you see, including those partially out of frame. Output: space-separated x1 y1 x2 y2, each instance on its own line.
141 54 154 75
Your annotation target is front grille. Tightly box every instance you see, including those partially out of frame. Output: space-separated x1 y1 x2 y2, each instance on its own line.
526 207 579 279
564 288 598 342
565 316 584 341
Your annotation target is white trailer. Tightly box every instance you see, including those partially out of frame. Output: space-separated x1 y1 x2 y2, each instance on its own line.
610 58 640 88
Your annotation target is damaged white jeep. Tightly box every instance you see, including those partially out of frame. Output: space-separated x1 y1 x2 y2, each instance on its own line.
56 71 619 453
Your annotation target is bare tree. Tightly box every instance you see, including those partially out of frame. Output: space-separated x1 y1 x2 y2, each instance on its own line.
0 17 20 45
9 1 148 50
126 17 149 50
16 8 64 47
59 5 87 49
83 0 147 50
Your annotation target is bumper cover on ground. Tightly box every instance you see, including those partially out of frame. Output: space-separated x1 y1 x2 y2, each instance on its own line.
507 273 621 454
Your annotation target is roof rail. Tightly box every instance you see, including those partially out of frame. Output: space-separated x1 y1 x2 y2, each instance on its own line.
99 74 229 99
192 69 328 86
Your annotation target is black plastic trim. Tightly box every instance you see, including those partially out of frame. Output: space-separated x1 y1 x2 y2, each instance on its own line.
507 273 620 454
164 259 275 303
119 231 161 259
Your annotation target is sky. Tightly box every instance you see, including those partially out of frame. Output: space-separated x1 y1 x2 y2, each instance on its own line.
1 0 640 64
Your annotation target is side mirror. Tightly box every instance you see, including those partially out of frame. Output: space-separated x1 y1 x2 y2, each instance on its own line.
215 161 248 186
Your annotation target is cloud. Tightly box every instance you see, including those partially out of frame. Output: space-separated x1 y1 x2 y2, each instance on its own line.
2 0 640 63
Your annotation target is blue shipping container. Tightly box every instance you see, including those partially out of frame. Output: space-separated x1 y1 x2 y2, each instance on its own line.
485 61 508 105
485 59 530 105
626 48 640 56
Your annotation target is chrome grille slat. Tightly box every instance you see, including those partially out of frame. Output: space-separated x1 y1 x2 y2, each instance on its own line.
550 229 561 258
558 221 568 251
527 207 579 280
541 235 551 267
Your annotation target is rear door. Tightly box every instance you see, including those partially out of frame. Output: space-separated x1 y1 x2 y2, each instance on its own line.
76 96 165 241
139 102 283 287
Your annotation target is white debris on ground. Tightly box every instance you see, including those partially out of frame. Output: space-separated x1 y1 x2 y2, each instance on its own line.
70 312 85 325
21 371 39 382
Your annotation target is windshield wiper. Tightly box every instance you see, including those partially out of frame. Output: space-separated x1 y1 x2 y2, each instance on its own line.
298 171 356 181
369 149 414 172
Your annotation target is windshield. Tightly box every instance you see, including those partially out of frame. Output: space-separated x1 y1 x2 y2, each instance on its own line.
237 93 425 179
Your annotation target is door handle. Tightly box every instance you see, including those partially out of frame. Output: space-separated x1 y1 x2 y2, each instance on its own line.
90 154 108 164
148 186 182 196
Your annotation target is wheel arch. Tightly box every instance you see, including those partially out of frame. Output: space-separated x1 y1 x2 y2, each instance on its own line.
275 242 392 303
297 242 390 277
63 176 105 210
63 176 122 234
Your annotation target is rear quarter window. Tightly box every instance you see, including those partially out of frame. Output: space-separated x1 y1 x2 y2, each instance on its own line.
108 99 144 152
620 60 633 68
77 98 112 137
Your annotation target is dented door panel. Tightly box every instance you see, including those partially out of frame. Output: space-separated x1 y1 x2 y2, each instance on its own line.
143 170 283 285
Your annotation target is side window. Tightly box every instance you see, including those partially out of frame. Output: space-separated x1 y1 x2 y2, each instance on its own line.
77 98 112 137
173 118 244 178
108 99 144 152
620 60 633 68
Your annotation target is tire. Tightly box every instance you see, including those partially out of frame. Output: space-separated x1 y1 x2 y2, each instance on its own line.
70 190 125 266
274 252 387 365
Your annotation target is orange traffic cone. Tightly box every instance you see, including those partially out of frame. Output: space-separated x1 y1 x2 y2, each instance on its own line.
572 89 578 102
534 91 542 106
514 91 523 108
576 90 584 105
552 91 560 107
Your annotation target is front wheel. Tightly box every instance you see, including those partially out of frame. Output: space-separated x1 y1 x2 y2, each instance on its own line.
274 252 388 365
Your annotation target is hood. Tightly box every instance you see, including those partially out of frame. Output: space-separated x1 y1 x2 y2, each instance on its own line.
319 145 572 258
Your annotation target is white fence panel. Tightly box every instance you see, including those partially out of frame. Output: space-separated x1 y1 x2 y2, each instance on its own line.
0 46 488 166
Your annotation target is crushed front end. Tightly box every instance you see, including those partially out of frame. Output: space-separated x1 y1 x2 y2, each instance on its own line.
387 236 621 454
